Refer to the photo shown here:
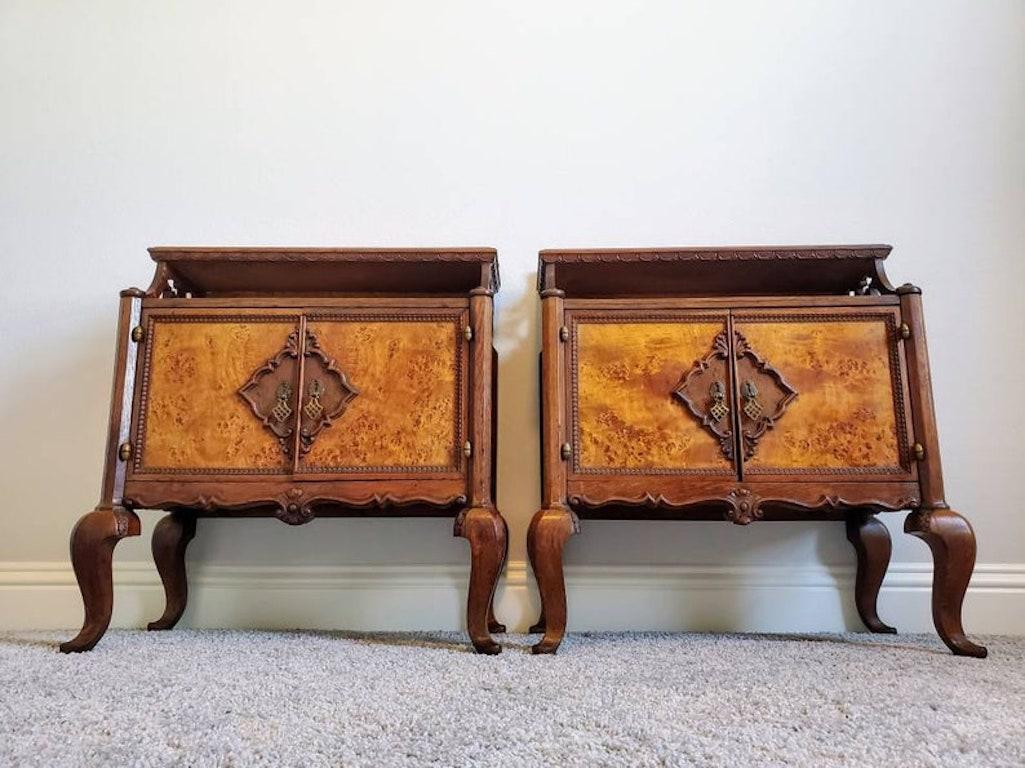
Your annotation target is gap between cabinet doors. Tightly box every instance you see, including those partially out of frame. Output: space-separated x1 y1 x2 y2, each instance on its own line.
126 301 471 483
562 297 918 486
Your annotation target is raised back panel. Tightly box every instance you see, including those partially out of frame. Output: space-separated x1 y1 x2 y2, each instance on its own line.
569 313 735 475
733 308 914 479
299 312 466 474
134 314 299 473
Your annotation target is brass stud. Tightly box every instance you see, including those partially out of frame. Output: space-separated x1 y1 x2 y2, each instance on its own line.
912 443 925 461
131 325 145 343
560 443 572 461
463 441 472 458
118 442 132 462
559 326 570 342
464 326 473 342
899 323 911 340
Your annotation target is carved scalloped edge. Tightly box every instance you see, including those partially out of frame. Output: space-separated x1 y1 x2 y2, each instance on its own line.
568 489 921 526
123 490 470 525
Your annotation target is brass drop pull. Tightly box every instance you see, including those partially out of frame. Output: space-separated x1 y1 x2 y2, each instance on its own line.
741 380 763 420
271 382 293 424
303 379 324 421
708 381 728 423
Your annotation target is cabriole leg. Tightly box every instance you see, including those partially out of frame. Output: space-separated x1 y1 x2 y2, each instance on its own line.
59 506 141 653
905 508 988 658
486 514 508 634
845 511 897 634
455 506 507 655
528 506 578 654
148 512 197 631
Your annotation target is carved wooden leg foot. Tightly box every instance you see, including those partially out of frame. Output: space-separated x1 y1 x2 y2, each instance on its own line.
59 506 141 653
527 510 546 634
528 506 578 654
147 512 197 631
905 508 988 658
845 511 897 634
486 515 509 634
455 506 506 654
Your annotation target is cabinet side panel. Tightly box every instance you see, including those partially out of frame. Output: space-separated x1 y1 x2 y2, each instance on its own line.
302 320 460 471
737 317 905 472
574 320 733 473
139 320 297 471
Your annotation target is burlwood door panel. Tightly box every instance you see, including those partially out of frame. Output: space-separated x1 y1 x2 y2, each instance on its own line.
567 312 736 476
131 312 301 475
732 308 915 481
298 310 468 477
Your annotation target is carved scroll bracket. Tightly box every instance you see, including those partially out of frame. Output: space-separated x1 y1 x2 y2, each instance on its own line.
277 488 314 526
726 487 763 525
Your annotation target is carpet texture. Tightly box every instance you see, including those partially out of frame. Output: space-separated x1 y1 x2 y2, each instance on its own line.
1 630 1023 767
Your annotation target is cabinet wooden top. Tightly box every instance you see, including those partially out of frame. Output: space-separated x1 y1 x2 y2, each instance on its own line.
537 245 896 298
143 247 500 297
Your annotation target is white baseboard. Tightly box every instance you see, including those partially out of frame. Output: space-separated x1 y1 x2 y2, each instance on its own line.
2 560 1024 635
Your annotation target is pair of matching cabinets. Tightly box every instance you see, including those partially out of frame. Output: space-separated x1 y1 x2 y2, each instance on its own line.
62 246 986 658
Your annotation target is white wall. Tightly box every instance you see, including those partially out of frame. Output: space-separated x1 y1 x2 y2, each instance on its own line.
2 1 1024 635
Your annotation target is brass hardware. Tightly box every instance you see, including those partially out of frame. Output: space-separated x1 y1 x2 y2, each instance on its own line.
464 326 473 342
740 380 763 420
463 441 472 458
302 379 324 421
559 326 570 342
131 325 145 343
708 381 728 423
118 441 132 462
912 442 925 461
270 381 294 424
561 442 572 461
899 323 911 340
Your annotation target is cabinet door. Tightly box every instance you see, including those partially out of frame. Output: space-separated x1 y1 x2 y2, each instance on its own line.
567 312 737 476
732 308 915 481
131 311 301 475
297 310 468 477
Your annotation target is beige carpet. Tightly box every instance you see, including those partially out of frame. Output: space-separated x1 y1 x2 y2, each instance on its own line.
1 630 1022 767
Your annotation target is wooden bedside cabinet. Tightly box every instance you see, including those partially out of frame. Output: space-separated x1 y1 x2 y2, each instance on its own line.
62 247 507 654
529 246 986 657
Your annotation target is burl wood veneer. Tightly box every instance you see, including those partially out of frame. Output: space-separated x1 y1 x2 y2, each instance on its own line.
529 246 986 657
62 247 507 654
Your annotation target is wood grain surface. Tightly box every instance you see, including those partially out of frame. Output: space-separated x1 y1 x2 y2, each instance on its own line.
301 319 461 471
736 317 901 471
140 320 297 470
573 320 732 473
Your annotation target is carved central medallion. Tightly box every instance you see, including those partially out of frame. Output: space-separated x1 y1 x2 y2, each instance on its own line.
671 329 798 462
672 330 736 460
238 328 359 456
732 330 798 460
